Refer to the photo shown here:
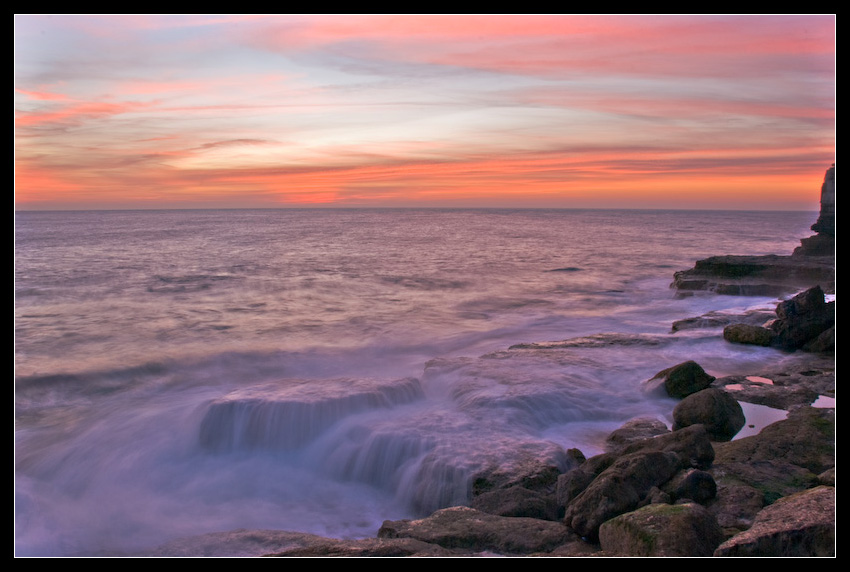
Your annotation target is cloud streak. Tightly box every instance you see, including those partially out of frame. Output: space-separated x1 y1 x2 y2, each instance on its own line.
14 14 835 210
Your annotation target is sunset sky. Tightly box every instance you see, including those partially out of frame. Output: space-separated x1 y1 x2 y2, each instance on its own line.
14 14 835 211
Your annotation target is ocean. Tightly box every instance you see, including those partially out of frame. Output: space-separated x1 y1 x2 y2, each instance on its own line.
14 208 819 556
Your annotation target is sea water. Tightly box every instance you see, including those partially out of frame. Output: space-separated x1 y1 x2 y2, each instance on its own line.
14 208 817 556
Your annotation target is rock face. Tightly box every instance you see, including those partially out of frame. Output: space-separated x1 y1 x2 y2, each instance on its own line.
795 164 835 256
671 164 835 297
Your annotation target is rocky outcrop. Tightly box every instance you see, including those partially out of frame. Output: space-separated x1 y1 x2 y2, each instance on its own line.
722 285 834 353
671 254 834 297
712 363 834 411
672 165 835 297
794 164 835 256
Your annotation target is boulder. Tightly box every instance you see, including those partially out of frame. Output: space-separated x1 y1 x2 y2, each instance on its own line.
803 325 834 353
599 502 724 557
722 323 775 347
770 286 835 351
617 422 716 470
713 486 835 557
603 417 670 454
377 506 577 555
672 388 745 441
706 482 766 536
562 450 682 540
558 421 716 522
643 360 715 399
556 456 613 511
661 468 717 504
471 486 559 521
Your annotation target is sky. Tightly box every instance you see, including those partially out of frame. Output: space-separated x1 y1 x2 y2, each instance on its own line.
14 14 835 211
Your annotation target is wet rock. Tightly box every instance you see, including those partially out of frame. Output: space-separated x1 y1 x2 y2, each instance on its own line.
718 286 834 353
266 536 458 557
617 423 716 471
661 468 717 504
672 308 775 332
712 406 835 476
643 360 715 399
803 325 834 353
671 254 834 297
556 458 611 511
671 310 769 333
672 388 745 441
722 323 775 346
144 529 407 558
377 506 577 555
603 417 670 454
563 450 682 541
471 454 568 496
706 482 766 536
599 502 724 557
471 486 559 521
770 286 835 351
710 459 820 507
713 486 835 557
712 363 833 410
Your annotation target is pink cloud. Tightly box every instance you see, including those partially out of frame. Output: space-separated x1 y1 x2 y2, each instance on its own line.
240 15 834 80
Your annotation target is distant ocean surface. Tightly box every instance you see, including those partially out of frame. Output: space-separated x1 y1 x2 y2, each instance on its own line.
15 208 817 556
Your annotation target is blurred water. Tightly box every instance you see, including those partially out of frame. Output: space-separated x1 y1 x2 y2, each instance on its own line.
14 208 816 556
